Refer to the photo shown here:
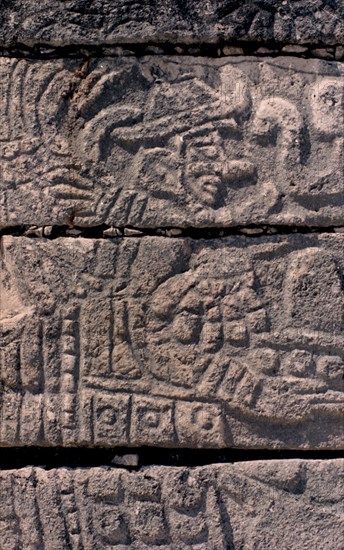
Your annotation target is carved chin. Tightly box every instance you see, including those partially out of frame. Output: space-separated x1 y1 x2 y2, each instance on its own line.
189 175 221 208
200 190 218 207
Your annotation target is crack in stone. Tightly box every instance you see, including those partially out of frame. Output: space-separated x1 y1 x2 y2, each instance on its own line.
0 42 342 61
0 224 343 241
0 447 342 471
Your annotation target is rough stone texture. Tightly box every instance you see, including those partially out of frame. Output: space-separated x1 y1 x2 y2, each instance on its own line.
0 461 343 549
2 3 343 547
1 234 343 448
1 56 343 229
0 1 343 47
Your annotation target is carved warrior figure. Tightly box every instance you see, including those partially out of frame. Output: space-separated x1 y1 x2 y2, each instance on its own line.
75 61 343 220
2 59 343 226
76 64 344 225
76 62 278 225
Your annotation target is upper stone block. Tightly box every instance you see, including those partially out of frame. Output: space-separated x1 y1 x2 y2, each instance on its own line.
1 56 343 228
1 234 343 448
0 1 343 46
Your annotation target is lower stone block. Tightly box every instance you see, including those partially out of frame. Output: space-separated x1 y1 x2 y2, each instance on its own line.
0 460 343 549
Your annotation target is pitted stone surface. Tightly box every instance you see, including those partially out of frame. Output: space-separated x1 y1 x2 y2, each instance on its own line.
1 56 343 229
1 234 343 448
0 461 343 549
0 1 343 46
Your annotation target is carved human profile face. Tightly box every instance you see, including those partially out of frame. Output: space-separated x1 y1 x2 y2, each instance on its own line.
184 131 225 208
145 278 225 387
183 128 257 209
171 305 223 354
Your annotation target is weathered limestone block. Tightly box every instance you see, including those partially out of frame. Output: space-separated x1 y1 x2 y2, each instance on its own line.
0 1 343 46
1 56 343 228
0 461 343 549
1 234 343 448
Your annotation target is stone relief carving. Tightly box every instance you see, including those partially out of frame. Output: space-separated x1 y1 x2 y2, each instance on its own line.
1 1 342 46
1 4 343 546
1 57 343 227
0 461 343 549
1 235 343 448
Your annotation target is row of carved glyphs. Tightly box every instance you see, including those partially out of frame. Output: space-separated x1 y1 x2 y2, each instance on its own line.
1 237 343 445
0 467 226 548
1 59 343 224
